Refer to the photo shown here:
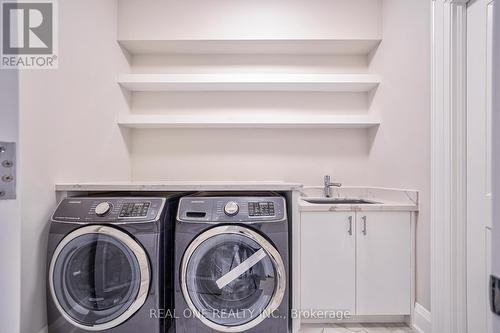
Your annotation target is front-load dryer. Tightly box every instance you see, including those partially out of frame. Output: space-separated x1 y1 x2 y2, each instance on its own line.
46 196 178 333
175 192 290 332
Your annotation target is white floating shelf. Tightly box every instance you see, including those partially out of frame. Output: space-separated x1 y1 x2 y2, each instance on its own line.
118 39 381 56
117 74 381 92
117 114 381 129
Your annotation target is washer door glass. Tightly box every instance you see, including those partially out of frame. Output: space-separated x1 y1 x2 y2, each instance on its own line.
184 232 278 327
52 232 142 327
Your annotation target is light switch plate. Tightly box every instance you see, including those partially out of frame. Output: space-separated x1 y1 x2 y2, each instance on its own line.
0 142 16 200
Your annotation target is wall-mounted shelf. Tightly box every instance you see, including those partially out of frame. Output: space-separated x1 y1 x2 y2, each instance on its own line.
117 74 381 92
118 39 382 56
117 114 381 129
117 39 383 131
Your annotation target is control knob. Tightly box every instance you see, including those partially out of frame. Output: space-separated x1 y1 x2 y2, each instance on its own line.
95 202 112 217
224 201 239 216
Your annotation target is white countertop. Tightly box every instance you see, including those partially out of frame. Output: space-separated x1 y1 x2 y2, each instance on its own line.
55 182 418 212
298 186 419 212
55 181 302 192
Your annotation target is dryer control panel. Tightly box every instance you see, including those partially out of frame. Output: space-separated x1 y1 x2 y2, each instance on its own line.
177 196 287 223
52 197 166 223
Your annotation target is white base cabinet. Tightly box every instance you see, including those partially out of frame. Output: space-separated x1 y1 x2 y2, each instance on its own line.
356 212 411 315
300 212 356 312
300 211 412 318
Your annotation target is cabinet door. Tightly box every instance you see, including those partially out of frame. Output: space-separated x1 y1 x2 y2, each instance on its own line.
356 212 411 315
300 212 356 314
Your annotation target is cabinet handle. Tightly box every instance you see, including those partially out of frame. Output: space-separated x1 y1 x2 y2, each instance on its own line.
347 216 353 236
362 216 367 235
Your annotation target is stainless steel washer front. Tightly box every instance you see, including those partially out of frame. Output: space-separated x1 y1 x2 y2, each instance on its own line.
180 225 286 332
49 225 150 331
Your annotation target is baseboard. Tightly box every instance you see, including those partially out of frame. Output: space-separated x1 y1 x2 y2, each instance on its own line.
413 303 431 333
300 315 407 324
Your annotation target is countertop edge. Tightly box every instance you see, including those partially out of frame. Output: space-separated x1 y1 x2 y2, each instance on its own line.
55 182 304 192
298 204 418 212
55 183 419 211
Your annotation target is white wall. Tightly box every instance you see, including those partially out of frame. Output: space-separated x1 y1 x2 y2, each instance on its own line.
18 1 131 332
16 1 431 331
369 0 431 310
118 0 382 40
120 0 431 310
0 69 21 333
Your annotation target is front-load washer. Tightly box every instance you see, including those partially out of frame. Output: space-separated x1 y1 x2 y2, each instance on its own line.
46 195 179 333
175 192 290 332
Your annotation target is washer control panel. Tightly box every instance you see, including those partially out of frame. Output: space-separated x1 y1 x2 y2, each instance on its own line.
119 202 151 218
248 201 275 217
178 196 286 223
52 197 165 223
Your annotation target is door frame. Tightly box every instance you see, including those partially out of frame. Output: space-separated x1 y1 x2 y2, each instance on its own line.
0 68 20 332
431 1 469 333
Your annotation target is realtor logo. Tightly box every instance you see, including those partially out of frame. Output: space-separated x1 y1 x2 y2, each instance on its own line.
1 0 58 69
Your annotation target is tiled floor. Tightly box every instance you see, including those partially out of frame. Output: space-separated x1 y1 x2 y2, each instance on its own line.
300 323 415 333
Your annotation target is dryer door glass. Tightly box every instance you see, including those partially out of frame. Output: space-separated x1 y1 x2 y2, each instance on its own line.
51 233 142 327
184 231 279 328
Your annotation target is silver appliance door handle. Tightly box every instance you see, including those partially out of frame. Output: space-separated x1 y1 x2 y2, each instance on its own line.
347 216 353 236
362 216 367 235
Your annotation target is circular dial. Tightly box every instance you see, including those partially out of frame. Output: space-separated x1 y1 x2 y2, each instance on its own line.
95 202 112 217
224 201 239 216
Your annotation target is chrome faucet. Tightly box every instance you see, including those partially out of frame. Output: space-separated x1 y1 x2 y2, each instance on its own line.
324 175 342 198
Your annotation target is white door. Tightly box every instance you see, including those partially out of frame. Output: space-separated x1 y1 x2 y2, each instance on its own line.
300 212 356 315
493 1 500 332
356 212 411 315
467 1 494 332
0 70 20 332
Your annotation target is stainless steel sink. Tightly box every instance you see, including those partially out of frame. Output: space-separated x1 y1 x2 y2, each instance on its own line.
302 197 380 205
